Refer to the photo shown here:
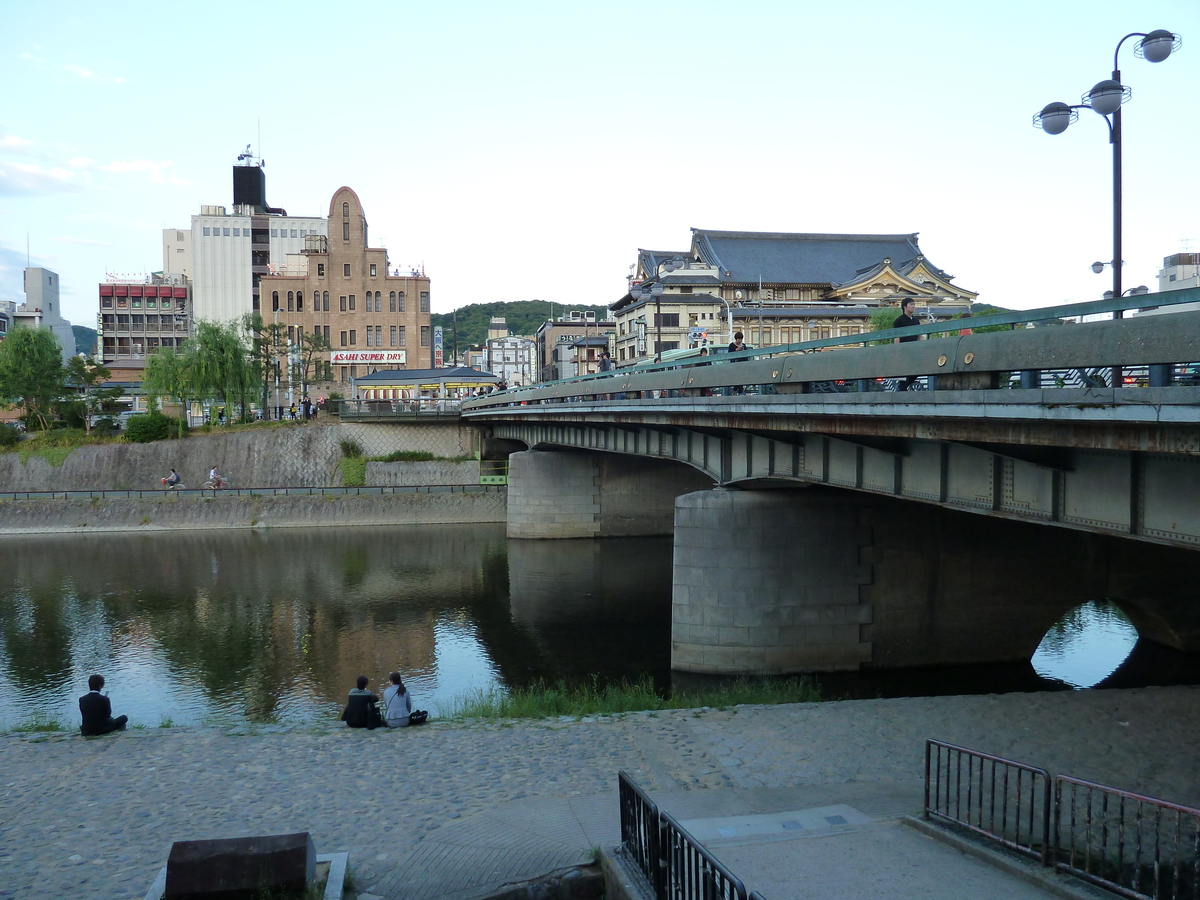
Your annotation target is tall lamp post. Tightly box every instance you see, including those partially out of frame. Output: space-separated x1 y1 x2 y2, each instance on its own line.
1033 29 1181 317
629 255 684 362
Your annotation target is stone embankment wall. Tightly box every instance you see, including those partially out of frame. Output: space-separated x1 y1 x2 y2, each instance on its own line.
0 491 506 534
0 421 478 492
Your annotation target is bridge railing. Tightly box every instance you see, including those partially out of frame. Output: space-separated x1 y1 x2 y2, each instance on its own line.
461 290 1200 412
338 399 463 419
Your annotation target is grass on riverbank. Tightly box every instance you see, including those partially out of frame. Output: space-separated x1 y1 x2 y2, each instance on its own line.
444 675 821 720
10 714 65 733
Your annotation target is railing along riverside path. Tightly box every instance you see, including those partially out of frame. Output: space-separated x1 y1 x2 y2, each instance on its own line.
925 740 1052 864
0 485 505 501
338 398 465 421
618 771 665 899
460 289 1200 412
924 741 1200 900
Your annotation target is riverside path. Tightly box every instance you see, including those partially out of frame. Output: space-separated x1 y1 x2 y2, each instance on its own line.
0 685 1197 900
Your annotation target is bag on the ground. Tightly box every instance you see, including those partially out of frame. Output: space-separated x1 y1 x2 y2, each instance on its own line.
408 710 429 725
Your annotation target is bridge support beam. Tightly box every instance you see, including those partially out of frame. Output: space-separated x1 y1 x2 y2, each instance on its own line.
672 485 1200 675
672 488 873 673
507 449 712 539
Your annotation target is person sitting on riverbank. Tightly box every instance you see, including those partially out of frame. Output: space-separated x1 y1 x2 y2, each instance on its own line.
79 674 128 737
382 672 428 727
341 675 383 730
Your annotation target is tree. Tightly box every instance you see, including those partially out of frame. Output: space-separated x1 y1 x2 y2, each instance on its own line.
189 320 259 422
0 327 66 431
296 330 331 392
143 348 193 437
64 355 122 435
242 314 287 418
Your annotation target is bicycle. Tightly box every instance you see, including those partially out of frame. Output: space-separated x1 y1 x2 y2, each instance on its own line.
203 476 232 490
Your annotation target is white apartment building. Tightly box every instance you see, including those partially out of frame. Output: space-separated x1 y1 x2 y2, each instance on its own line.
167 159 327 323
15 267 76 364
484 335 535 386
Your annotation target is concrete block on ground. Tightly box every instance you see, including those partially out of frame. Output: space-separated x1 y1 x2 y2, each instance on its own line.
165 832 316 900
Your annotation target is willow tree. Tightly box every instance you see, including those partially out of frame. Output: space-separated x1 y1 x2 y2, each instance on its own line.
189 320 259 423
143 347 193 437
0 327 65 431
242 313 287 418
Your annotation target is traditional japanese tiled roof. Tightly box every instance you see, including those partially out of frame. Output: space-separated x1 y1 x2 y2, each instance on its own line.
691 229 923 285
354 366 499 384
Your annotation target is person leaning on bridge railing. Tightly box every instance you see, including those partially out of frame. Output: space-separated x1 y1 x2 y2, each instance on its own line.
892 299 925 390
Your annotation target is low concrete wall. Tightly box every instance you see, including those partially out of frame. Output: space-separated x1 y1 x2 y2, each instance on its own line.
0 421 478 492
366 460 480 485
0 491 506 535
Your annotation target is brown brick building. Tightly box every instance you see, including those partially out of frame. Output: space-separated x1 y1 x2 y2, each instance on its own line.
260 186 432 385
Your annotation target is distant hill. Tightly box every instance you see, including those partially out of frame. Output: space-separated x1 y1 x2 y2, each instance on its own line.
431 300 610 352
72 325 98 356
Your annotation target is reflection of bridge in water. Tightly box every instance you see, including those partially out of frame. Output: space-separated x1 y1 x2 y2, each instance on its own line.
459 292 1200 677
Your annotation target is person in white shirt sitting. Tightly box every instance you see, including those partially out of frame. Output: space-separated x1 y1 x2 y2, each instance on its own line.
383 672 427 727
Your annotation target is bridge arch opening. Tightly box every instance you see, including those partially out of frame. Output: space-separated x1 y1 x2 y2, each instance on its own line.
1031 600 1138 688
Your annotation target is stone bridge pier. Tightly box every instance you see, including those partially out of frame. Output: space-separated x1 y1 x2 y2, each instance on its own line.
672 486 1200 674
506 449 711 539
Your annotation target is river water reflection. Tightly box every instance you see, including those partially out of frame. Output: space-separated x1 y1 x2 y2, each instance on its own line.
1 525 1195 729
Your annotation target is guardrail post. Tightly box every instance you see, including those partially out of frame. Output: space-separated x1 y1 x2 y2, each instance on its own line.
1149 364 1174 387
1019 370 1041 389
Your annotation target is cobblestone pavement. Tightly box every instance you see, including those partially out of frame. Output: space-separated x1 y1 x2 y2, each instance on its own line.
0 686 1196 900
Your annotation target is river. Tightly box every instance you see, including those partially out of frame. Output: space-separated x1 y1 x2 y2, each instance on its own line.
0 524 1193 729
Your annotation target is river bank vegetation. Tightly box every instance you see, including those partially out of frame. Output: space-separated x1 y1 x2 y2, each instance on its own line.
444 675 822 720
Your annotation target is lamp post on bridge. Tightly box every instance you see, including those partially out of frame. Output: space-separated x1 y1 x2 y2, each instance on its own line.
1033 29 1181 319
630 255 685 363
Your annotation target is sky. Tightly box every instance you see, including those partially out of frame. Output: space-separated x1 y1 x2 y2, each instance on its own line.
2 0 1197 329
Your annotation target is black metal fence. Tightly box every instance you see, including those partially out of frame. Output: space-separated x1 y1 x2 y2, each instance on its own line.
619 770 664 898
619 771 749 900
1055 776 1200 900
924 740 1052 863
924 741 1200 900
661 810 748 900
0 485 506 501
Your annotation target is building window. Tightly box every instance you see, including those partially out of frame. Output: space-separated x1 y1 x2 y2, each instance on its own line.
398 325 406 347
202 227 210 236
272 291 280 312
374 291 381 311
340 331 348 346
419 292 430 313
366 327 373 347
296 291 303 312
654 313 680 328
290 229 297 238
375 325 382 346
342 201 349 217
271 228 278 237
223 227 231 236
349 294 356 310
343 263 351 277
390 326 397 347
288 325 295 343
340 295 347 312
389 291 396 312
420 325 430 347
343 222 350 241
370 264 376 277
232 228 240 236
350 329 357 346
317 263 325 277
287 291 294 312
397 291 405 312
324 325 331 340
323 291 330 311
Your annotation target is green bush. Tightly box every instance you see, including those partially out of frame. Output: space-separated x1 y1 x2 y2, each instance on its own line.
0 423 21 448
125 413 183 443
91 417 118 436
339 439 363 458
340 456 366 487
371 449 435 462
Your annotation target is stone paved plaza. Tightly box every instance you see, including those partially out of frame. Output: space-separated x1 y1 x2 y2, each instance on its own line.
0 685 1197 899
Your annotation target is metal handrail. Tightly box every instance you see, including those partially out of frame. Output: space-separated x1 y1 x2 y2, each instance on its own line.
925 740 1052 864
1054 776 1200 900
0 485 506 501
661 809 749 900
618 770 664 899
462 288 1200 410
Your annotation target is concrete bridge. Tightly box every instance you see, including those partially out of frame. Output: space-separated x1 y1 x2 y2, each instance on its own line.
458 293 1200 676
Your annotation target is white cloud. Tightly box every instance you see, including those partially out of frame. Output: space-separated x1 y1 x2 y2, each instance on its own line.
53 236 115 247
68 156 96 169
0 163 80 196
0 135 34 154
65 63 127 84
99 158 190 185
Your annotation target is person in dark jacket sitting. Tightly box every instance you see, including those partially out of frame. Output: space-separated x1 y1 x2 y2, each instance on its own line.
79 674 128 737
341 675 383 729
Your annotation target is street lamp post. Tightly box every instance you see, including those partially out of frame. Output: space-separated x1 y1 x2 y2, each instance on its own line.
1033 29 1181 318
629 255 684 362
